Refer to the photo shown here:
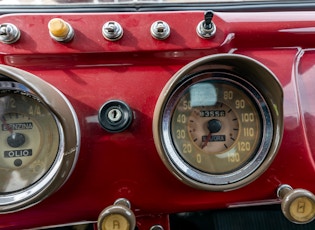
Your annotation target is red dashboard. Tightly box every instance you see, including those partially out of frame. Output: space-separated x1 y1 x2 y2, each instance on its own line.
0 9 315 230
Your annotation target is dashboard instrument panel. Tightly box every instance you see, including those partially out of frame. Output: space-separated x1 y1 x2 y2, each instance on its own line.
0 7 314 230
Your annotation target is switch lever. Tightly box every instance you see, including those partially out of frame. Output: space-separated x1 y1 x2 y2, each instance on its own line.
196 10 216 39
204 11 213 30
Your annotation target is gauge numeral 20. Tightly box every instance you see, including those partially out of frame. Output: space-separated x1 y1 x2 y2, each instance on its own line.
182 143 192 154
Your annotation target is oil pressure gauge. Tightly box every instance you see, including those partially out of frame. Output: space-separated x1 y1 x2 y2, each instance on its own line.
153 54 283 191
0 65 80 212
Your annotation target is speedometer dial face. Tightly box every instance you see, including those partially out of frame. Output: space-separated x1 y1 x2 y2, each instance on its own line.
155 71 274 189
0 90 60 193
171 80 261 174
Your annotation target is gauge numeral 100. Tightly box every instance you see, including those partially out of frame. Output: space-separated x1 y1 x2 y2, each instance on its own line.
176 114 187 123
228 152 240 163
182 143 192 154
241 113 255 122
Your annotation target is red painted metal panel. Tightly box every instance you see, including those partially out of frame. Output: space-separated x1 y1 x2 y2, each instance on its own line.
0 10 315 229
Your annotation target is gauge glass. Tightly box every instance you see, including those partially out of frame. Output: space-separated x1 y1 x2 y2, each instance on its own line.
0 90 60 193
171 78 262 174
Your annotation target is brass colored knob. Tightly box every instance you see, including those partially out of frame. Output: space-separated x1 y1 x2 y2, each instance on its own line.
48 18 74 42
97 198 136 230
277 184 315 224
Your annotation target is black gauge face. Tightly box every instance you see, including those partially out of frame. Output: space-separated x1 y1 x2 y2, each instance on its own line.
171 79 262 174
0 90 60 193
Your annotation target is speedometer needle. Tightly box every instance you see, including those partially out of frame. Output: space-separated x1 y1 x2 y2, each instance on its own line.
201 132 211 149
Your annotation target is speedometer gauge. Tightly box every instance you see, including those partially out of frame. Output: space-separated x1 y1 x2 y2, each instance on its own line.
153 54 283 191
171 76 264 174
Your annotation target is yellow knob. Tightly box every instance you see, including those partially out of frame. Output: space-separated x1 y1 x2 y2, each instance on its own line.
48 18 70 38
97 198 136 230
278 184 315 224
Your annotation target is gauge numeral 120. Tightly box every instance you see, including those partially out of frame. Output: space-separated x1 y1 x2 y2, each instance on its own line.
238 141 251 152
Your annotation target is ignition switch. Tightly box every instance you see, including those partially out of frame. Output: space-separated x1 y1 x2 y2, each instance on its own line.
98 100 133 133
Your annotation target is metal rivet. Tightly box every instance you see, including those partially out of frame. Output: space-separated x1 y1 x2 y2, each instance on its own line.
0 23 20 44
150 21 170 40
102 21 123 41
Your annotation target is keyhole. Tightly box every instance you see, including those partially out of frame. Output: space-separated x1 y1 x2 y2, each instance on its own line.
107 108 122 122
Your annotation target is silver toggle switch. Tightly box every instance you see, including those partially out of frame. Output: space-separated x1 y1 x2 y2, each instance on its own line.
102 21 123 41
150 21 170 40
196 11 216 39
0 23 21 44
